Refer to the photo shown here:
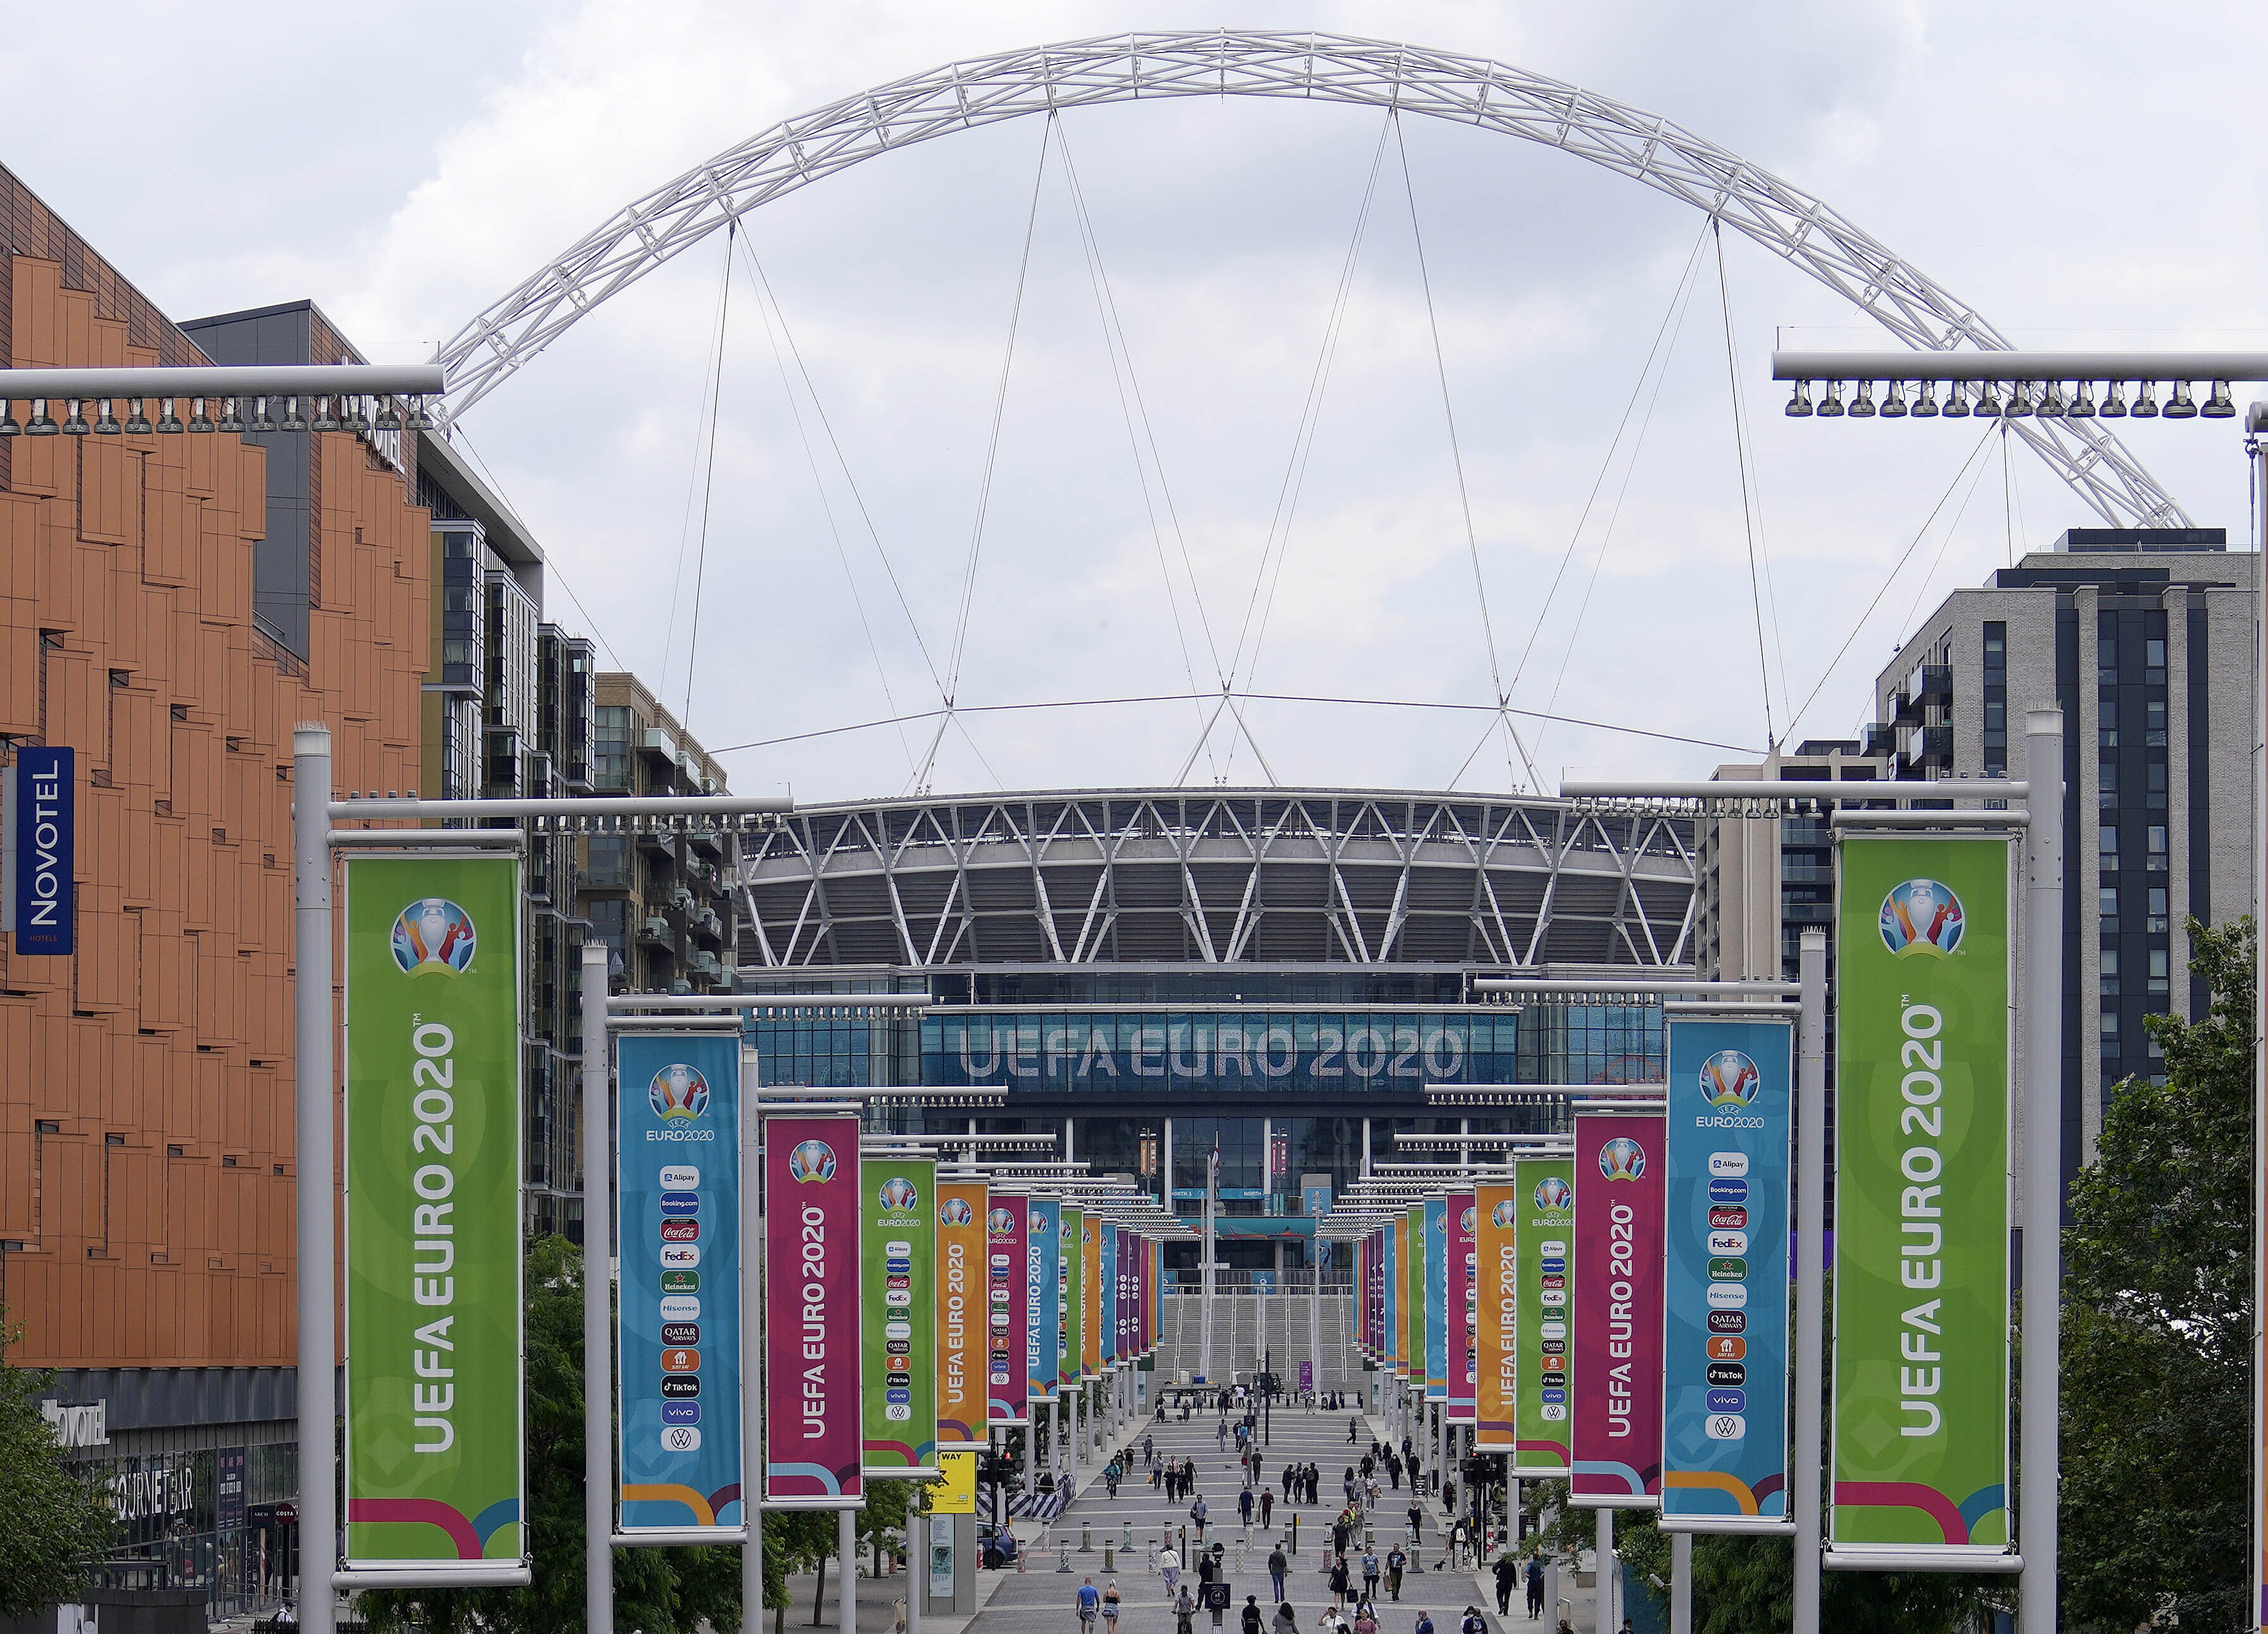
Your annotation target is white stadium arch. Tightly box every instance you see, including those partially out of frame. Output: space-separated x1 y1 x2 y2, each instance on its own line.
432 28 2184 526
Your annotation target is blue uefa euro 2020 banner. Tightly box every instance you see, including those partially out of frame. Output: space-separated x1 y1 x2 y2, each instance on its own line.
1025 1197 1061 1401
617 1032 744 1534
1660 1017 1794 1531
1423 1198 1450 1400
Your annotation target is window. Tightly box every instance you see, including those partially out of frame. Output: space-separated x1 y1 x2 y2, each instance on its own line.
1981 622 2008 775
2100 1010 2120 1039
2100 948 2121 997
2148 947 2170 995
2098 886 2119 920
2147 887 2169 933
593 705 632 791
2098 724 2119 749
2096 629 2118 684
2146 761 2167 807
2098 759 2117 804
2146 698 2168 746
2146 826 2168 872
2098 826 2118 866
2145 637 2167 678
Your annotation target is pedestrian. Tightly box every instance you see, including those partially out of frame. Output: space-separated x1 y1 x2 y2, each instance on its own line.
1349 1416 1360 1443
1387 1456 1401 1492
1104 1583 1123 1634
1251 1454 1265 1489
1106 1460 1122 1499
1160 1544 1182 1597
1362 1547 1381 1600
1175 1585 1198 1634
1406 1501 1423 1541
1261 1488 1275 1528
1268 1542 1289 1602
1272 1604 1299 1634
1354 1604 1379 1634
1459 1607 1486 1634
1413 1612 1435 1634
1491 1555 1515 1618
1243 1596 1265 1634
1329 1554 1351 1608
1239 1488 1255 1528
1386 1544 1407 1601
1332 1519 1350 1559
1077 1578 1101 1634
1523 1559 1543 1621
1319 1611 1347 1634
1153 1461 1164 1492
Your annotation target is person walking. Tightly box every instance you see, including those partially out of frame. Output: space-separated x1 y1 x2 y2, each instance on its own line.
1331 1518 1350 1559
1272 1604 1299 1634
1385 1544 1407 1601
1353 1604 1379 1634
1242 1596 1265 1634
1327 1556 1353 1610
1405 1500 1423 1542
1458 1607 1486 1634
1349 1416 1361 1444
1268 1543 1289 1604
1103 1584 1122 1634
1191 1493 1210 1542
1523 1559 1543 1621
1219 1419 1231 1452
1386 1455 1401 1492
1239 1487 1255 1529
1260 1488 1275 1528
1361 1547 1381 1601
1491 1555 1515 1618
1413 1612 1435 1634
1250 1453 1265 1490
1160 1543 1183 1599
1077 1578 1101 1634
1106 1459 1122 1499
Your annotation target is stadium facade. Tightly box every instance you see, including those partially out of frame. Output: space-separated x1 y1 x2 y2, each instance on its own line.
734 788 1696 1268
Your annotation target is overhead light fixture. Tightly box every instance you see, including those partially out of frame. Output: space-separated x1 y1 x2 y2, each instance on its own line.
2036 383 2066 419
189 398 215 434
1974 382 2004 417
125 399 153 436
2163 380 2197 420
2205 380 2236 419
1911 381 1939 418
92 399 123 436
1783 380 1814 418
1941 382 1970 419
1880 381 1908 418
311 396 341 433
156 399 184 434
2005 382 2034 418
2068 382 2097 419
217 398 246 434
2099 381 2127 419
0 402 18 437
1849 380 1877 418
62 401 91 436
374 397 403 432
280 396 309 434
407 398 437 432
2130 382 2159 420
341 396 370 434
1817 381 1846 418
26 400 58 436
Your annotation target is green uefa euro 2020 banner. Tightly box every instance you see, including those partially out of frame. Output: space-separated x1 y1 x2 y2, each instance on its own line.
1515 1155 1574 1477
1833 836 2012 1562
863 1155 938 1472
343 855 525 1573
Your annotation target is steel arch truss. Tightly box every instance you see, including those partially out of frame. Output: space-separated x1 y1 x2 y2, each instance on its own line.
734 788 1695 970
435 28 2183 527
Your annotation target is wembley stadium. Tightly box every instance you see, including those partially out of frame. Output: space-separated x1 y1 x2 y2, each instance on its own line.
733 788 1696 1267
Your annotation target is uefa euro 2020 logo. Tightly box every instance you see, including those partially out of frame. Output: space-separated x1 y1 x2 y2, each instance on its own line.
787 1139 837 1183
1460 1205 1477 1235
1029 1210 1048 1236
1598 1138 1646 1182
941 1197 975 1227
988 1206 1017 1236
1532 1176 1573 1214
1489 1199 1519 1229
1881 877 1965 958
648 1063 710 1121
879 1176 920 1213
390 898 475 976
1699 1050 1762 1110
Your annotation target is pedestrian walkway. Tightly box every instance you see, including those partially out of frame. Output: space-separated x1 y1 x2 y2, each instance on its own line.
959 1400 1589 1634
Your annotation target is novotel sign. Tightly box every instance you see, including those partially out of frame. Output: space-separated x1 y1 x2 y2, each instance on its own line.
1 746 73 956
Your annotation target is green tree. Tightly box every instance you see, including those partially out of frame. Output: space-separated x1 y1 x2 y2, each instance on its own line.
2060 916 2253 1633
0 1310 115 1617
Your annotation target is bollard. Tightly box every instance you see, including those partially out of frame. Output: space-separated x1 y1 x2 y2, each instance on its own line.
1105 1544 1117 1571
1082 1523 1094 1553
1124 1521 1136 1551
1058 1543 1073 1573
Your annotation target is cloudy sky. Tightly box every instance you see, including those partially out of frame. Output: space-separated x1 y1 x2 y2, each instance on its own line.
10 4 2264 802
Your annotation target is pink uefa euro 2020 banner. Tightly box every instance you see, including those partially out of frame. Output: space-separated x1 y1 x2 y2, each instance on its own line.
1572 1111 1668 1507
763 1114 864 1508
1447 1191 1477 1423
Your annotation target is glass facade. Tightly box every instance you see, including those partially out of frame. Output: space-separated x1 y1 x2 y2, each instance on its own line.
2096 604 2174 1091
82 1438 299 1620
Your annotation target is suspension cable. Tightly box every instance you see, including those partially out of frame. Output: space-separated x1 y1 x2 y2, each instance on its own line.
659 228 735 713
680 218 734 734
1713 218 1776 751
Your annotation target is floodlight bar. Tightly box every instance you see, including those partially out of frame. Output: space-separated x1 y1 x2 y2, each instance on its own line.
1391 1133 1586 1149
1829 809 2029 829
334 794 789 819
1474 978 1796 996
882 1133 1058 1150
610 993 930 1011
1772 349 2268 384
0 364 446 399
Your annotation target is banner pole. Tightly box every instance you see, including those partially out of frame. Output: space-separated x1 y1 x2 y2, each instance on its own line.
291 726 337 1634
1792 928 1827 1634
1669 1531 1691 1634
742 1045 763 1634
581 941 613 1634
839 1509 856 1634
1593 1507 1613 1634
2019 710 2065 1633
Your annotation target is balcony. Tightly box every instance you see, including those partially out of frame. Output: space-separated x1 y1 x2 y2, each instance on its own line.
636 916 673 948
1916 663 1952 703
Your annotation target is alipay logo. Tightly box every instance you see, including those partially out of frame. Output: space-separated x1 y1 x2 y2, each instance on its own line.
390 898 476 975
